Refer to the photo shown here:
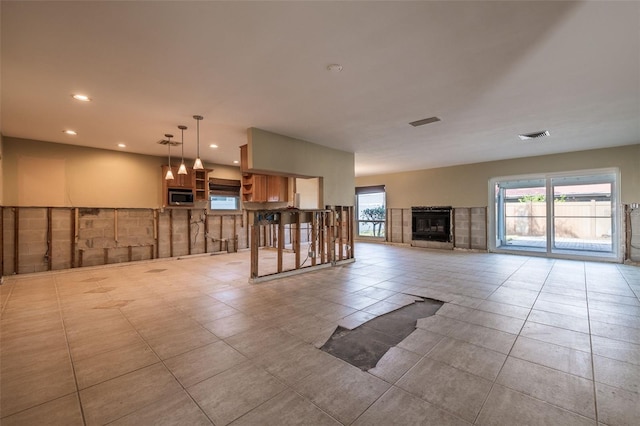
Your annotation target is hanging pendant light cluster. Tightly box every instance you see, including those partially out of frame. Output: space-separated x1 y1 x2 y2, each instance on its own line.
164 133 175 180
161 115 206 178
193 115 204 170
177 125 188 175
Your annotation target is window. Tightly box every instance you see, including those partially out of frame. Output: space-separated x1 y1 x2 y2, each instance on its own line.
210 195 240 210
356 185 386 238
209 178 241 211
489 169 620 261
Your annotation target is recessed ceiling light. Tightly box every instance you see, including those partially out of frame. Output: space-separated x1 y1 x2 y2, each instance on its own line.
233 160 239 164
409 116 441 127
117 143 126 148
209 144 218 148
63 130 77 135
518 130 550 140
72 94 91 102
327 64 343 72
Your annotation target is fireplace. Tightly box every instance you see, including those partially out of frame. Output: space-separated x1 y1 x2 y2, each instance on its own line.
412 206 452 242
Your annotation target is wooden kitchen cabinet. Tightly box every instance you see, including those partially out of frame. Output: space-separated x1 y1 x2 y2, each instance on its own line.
161 165 211 206
239 145 288 203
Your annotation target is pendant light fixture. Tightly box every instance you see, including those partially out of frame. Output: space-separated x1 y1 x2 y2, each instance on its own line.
177 125 188 175
193 115 204 170
164 133 175 180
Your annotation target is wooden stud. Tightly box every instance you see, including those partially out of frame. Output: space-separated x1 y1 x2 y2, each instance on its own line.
219 215 224 252
400 209 404 244
327 210 336 263
71 208 76 268
250 225 259 278
233 215 237 250
468 208 472 249
384 208 393 243
104 248 109 265
14 208 19 274
245 211 250 249
452 208 457 248
114 209 118 245
338 208 344 261
154 210 160 259
204 211 209 253
277 223 284 273
319 212 326 264
47 207 53 271
295 214 301 268
128 246 133 262
187 209 192 255
169 209 174 257
78 249 83 268
150 244 154 260
484 207 488 251
311 212 317 266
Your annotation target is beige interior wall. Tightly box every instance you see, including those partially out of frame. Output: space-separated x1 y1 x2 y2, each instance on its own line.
204 163 241 181
295 177 320 209
3 137 242 208
247 128 355 206
356 144 640 207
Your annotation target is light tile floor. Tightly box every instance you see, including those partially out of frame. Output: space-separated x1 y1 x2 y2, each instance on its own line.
1 242 639 425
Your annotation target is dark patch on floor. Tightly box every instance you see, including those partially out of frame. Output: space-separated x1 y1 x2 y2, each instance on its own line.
321 298 443 371
145 268 167 273
81 277 107 282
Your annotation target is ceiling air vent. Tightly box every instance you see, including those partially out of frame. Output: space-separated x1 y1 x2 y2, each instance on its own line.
409 116 441 127
518 130 550 140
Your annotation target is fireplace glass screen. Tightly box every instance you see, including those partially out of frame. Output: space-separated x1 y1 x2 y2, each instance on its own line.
412 207 452 242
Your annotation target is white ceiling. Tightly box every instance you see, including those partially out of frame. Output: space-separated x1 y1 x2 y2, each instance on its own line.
2 1 639 176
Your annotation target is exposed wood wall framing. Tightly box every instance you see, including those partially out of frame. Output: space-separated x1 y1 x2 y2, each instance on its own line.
249 207 355 281
47 207 53 271
0 206 249 276
14 208 19 273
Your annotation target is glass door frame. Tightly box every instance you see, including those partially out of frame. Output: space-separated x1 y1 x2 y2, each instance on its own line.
489 168 621 262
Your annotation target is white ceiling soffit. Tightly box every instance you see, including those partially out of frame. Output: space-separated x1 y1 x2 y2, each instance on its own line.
2 1 639 176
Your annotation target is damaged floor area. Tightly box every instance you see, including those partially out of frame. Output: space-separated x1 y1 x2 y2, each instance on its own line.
322 298 443 370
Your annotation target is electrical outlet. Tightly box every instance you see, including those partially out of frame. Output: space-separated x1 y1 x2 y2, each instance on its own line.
309 251 316 257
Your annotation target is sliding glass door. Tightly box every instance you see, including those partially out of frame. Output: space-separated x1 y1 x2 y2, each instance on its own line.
491 169 619 261
551 177 614 254
495 179 547 252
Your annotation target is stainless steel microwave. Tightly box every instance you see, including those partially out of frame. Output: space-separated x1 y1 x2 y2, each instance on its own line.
168 189 194 205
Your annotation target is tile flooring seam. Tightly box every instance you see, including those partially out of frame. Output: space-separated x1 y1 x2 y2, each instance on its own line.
472 256 555 424
584 262 600 425
98 285 218 425
54 274 88 426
